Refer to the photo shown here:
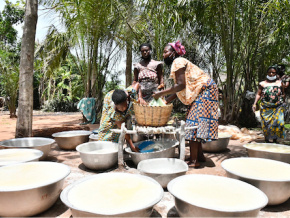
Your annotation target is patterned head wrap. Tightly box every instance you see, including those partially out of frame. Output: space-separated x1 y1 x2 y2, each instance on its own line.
168 40 186 56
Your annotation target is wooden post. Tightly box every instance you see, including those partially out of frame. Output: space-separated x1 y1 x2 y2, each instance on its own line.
179 120 186 160
118 123 127 168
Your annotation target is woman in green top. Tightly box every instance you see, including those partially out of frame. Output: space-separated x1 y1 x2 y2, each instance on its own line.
252 66 286 143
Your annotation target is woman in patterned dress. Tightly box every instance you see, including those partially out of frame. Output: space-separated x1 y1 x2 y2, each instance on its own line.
97 82 140 152
133 43 164 105
153 41 219 168
252 66 286 143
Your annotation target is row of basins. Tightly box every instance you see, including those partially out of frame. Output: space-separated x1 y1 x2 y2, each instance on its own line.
0 130 289 217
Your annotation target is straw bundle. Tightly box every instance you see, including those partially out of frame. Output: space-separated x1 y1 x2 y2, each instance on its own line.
133 103 173 127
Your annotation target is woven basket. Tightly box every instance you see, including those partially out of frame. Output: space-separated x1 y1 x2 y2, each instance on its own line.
133 103 173 127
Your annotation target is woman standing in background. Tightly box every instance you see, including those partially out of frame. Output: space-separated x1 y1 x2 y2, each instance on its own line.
252 66 285 143
133 43 164 105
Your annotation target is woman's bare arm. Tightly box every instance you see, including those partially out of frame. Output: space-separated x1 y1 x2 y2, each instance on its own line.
153 66 186 99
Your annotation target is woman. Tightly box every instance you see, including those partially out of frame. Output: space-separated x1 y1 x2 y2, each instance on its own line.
134 43 164 105
252 66 285 143
153 41 219 168
97 82 140 152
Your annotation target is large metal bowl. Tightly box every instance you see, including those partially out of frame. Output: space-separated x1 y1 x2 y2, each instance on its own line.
221 157 290 205
243 143 290 164
0 148 43 166
76 141 118 170
168 174 268 217
0 137 55 160
137 158 188 188
60 173 164 217
202 133 232 152
52 130 92 150
0 161 70 217
125 139 179 165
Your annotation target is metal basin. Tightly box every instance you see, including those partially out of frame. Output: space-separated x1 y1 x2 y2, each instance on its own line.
0 161 70 217
168 174 268 217
76 141 118 170
243 143 290 164
89 134 98 141
202 133 232 152
0 148 43 166
52 130 92 150
60 173 164 217
137 158 188 188
0 137 55 160
125 139 179 165
221 157 290 205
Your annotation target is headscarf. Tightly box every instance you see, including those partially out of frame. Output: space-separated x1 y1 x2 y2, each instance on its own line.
168 40 186 56
267 65 277 74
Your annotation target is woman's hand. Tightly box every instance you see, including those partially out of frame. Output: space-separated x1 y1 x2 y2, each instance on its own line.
252 104 256 113
152 91 163 100
157 84 165 90
138 97 148 105
131 145 140 153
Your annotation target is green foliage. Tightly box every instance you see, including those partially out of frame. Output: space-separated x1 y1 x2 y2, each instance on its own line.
0 0 24 46
41 98 78 112
103 72 122 95
0 49 19 116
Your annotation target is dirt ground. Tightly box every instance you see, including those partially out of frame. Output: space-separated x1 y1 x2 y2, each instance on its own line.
0 111 289 217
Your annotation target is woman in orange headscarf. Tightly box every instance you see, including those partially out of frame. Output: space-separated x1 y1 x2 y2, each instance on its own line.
153 41 219 168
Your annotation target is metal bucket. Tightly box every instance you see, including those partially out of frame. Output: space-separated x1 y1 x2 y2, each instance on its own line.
0 137 55 160
168 174 268 217
137 158 188 188
52 130 92 150
243 143 290 164
125 139 179 165
0 148 43 166
0 162 70 217
222 157 290 205
202 134 231 152
76 141 118 170
60 173 164 217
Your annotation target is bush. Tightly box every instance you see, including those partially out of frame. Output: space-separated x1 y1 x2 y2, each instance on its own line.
42 98 78 112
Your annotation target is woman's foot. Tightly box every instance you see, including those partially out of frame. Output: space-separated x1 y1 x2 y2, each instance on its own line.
187 160 200 168
185 156 206 162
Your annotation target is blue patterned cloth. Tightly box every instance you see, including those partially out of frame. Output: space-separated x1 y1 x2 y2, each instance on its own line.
185 79 219 142
77 98 96 124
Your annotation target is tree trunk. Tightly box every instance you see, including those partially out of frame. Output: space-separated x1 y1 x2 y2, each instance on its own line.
125 40 132 87
15 0 38 138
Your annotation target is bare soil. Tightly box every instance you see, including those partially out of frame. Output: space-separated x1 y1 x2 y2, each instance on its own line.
0 112 289 217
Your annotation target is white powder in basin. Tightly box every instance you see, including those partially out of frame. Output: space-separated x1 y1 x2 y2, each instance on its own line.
67 175 161 214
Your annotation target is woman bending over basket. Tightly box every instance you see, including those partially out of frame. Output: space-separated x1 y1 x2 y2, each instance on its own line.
134 43 164 105
96 82 140 152
153 41 219 168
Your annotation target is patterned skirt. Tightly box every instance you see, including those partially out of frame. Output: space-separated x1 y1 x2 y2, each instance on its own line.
185 79 219 142
260 102 285 140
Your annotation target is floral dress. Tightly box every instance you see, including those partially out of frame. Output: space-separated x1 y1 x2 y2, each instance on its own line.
97 87 137 142
260 80 285 140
